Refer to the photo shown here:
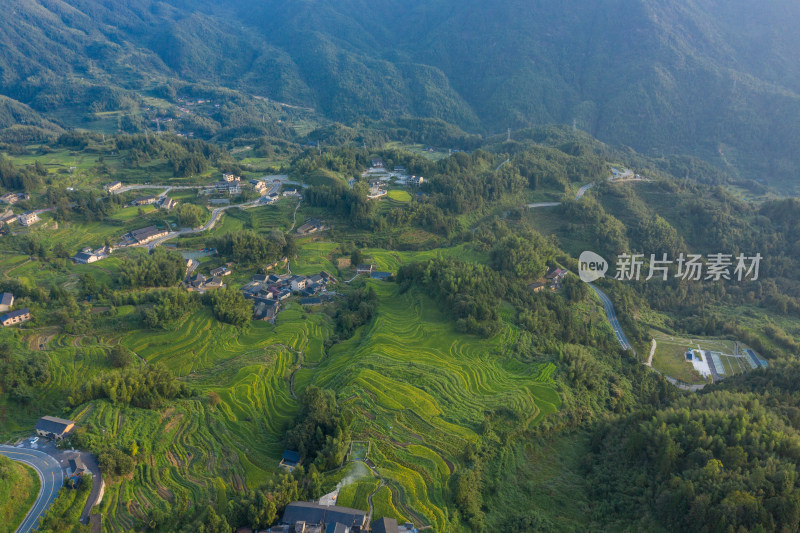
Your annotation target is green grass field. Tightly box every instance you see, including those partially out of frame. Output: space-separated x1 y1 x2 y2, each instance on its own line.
0 456 40 533
650 330 752 384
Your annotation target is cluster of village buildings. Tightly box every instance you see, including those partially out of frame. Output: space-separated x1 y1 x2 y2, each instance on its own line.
242 270 336 321
358 158 424 198
527 267 569 293
185 265 232 292
0 205 40 230
0 192 30 204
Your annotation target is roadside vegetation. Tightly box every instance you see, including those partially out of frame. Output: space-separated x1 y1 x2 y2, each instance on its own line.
0 455 40 533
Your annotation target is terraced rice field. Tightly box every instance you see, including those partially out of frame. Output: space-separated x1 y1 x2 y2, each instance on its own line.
4 252 559 530
312 282 559 528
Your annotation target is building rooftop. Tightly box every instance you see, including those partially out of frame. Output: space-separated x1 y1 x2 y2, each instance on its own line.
131 226 165 242
35 416 75 435
1 308 30 321
372 517 399 533
0 292 13 306
281 502 366 528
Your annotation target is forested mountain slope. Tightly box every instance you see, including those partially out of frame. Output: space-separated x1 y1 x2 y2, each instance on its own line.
2 0 800 181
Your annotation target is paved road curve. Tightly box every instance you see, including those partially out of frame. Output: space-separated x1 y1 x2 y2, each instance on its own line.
588 283 633 352
0 445 64 533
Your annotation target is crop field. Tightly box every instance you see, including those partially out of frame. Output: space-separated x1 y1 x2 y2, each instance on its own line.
361 244 488 274
386 190 411 203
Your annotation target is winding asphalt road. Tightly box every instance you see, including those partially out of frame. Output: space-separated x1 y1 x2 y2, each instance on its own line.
0 445 63 533
588 283 633 352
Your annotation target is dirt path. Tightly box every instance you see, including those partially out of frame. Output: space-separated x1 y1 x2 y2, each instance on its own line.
366 480 385 524
289 199 301 231
646 338 656 366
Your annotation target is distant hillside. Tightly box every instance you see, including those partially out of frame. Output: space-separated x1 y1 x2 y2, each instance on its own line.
0 95 63 142
2 0 800 181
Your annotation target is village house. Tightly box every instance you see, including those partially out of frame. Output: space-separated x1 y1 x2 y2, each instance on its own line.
280 502 367 532
356 264 374 274
372 517 400 533
214 180 241 195
132 195 158 206
203 277 225 290
546 268 569 289
159 197 177 210
1 308 31 326
296 219 325 235
35 416 76 440
104 181 123 193
280 450 300 470
290 275 308 291
254 300 280 321
223 173 240 183
73 250 100 264
18 211 39 226
0 211 17 227
528 281 546 293
251 179 268 193
130 225 169 245
0 192 30 204
408 175 425 186
187 273 207 289
370 271 392 280
210 266 232 277
0 292 14 312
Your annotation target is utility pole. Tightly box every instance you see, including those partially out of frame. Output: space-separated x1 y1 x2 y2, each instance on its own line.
507 128 511 142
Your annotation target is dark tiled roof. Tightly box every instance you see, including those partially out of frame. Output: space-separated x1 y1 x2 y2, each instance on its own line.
1 308 30 321
372 517 399 533
0 292 13 306
131 226 164 242
282 450 300 463
281 502 366 527
35 416 75 435
327 523 348 533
